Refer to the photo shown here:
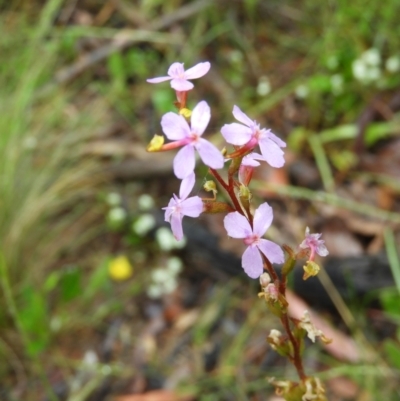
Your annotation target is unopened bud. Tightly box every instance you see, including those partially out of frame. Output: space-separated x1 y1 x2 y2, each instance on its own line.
303 260 320 280
267 329 282 351
259 272 271 288
146 135 164 152
265 283 279 301
239 184 252 200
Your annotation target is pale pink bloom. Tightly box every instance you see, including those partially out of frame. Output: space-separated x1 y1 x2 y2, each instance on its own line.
147 62 210 91
163 173 203 241
223 203 284 278
221 106 286 168
299 227 329 261
161 101 224 179
239 152 262 186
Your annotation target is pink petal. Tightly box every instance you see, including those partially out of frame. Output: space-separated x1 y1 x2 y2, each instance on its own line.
147 76 172 84
241 154 261 167
267 130 286 148
179 172 196 199
191 101 210 136
196 138 224 169
253 202 273 237
170 78 194 91
180 196 203 217
221 123 252 145
170 212 184 240
163 198 176 222
316 243 329 257
250 152 264 160
242 246 264 278
224 212 252 238
167 62 185 78
184 62 211 79
174 145 195 179
161 112 190 140
258 239 284 264
232 105 255 128
258 138 285 168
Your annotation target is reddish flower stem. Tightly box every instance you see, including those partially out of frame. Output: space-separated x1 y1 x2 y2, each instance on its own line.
262 253 307 382
215 167 307 383
209 168 244 215
280 313 307 381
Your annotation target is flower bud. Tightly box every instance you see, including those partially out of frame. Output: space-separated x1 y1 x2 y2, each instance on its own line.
259 272 271 288
239 184 252 201
265 283 279 300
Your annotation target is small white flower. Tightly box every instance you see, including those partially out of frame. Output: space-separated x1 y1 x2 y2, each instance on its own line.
352 59 381 84
366 66 381 81
362 48 381 66
83 350 98 367
151 268 172 283
163 276 178 293
386 56 400 73
106 192 122 206
167 257 183 274
132 214 156 236
295 84 309 99
352 59 368 81
156 227 186 251
108 207 127 223
138 194 155 211
147 284 163 299
257 76 271 96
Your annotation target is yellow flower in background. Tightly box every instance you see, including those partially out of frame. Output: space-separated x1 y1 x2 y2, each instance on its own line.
108 255 133 281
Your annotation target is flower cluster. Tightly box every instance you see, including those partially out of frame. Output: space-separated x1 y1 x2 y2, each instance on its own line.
147 61 328 281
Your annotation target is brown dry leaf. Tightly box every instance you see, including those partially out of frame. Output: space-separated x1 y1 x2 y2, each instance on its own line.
286 289 360 362
114 390 194 401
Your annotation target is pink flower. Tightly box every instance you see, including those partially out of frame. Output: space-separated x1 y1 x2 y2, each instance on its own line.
223 203 284 278
299 227 329 261
147 62 210 91
163 173 204 241
161 100 224 179
238 152 262 186
221 106 286 168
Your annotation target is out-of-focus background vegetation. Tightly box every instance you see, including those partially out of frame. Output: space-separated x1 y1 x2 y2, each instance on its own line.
1 0 400 400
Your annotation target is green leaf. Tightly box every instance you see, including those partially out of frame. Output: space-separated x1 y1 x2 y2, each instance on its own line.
151 89 175 115
60 266 81 302
383 339 400 370
19 285 49 355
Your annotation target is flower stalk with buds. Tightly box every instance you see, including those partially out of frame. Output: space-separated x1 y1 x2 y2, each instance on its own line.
146 61 329 401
